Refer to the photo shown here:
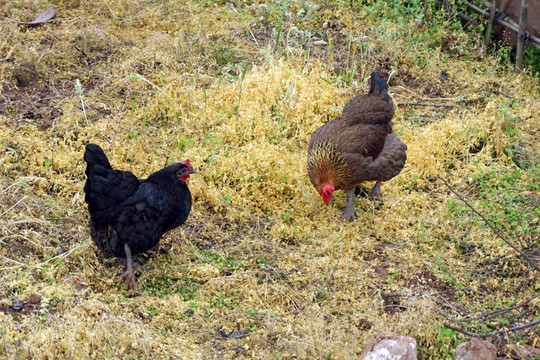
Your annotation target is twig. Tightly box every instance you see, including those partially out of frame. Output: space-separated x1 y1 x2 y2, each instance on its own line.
1 177 46 193
444 322 489 337
458 293 540 323
245 23 258 46
409 183 443 192
397 102 456 108
7 219 52 226
484 0 497 50
485 84 513 99
506 319 540 332
0 242 88 271
445 319 540 339
514 0 530 73
0 255 28 269
131 74 173 99
109 88 131 150
459 225 489 241
427 176 540 272
380 287 490 300
0 196 28 218
387 69 397 85
74 79 88 125
316 240 344 298
73 45 90 62
381 291 419 298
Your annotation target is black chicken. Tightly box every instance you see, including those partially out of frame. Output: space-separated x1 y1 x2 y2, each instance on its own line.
83 144 195 290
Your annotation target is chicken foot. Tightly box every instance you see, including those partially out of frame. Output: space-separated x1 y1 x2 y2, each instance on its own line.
370 181 383 202
118 258 155 272
340 182 384 219
339 190 357 220
121 243 138 291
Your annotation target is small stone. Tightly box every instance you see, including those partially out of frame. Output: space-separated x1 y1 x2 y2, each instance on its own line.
75 284 88 292
439 69 449 80
10 296 24 311
27 294 41 304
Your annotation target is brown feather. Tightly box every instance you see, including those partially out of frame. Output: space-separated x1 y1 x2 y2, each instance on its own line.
307 71 407 197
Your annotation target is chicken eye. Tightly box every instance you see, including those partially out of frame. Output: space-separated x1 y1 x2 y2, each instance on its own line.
177 167 191 182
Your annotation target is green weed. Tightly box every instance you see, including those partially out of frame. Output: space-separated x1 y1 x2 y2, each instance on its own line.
434 326 461 358
449 167 540 252
143 275 201 300
197 247 245 272
211 45 238 67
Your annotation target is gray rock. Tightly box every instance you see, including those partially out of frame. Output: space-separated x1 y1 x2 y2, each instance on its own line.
453 338 496 360
10 296 23 311
360 333 417 360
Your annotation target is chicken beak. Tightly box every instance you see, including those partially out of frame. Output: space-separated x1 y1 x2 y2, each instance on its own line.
188 168 197 174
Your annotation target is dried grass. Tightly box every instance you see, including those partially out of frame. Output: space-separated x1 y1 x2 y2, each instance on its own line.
1 0 539 359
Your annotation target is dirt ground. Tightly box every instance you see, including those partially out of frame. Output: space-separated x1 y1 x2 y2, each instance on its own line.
0 1 539 359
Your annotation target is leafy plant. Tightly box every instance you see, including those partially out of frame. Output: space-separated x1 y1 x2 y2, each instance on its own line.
450 167 540 251
211 45 238 67
435 326 461 357
144 275 201 300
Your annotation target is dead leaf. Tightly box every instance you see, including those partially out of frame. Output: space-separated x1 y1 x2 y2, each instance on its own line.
0 6 55 26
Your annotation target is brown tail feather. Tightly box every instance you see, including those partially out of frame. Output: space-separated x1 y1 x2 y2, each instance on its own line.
368 71 391 105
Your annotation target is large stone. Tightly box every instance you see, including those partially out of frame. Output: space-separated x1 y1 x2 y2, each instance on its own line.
504 343 540 359
360 333 417 360
453 338 496 360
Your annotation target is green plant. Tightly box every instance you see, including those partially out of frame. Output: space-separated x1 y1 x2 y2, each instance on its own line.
450 167 540 251
177 135 194 153
144 275 201 300
224 255 244 270
211 292 228 309
435 326 461 357
341 37 360 86
146 304 160 316
211 45 237 67
256 258 272 269
385 269 399 284
236 63 249 121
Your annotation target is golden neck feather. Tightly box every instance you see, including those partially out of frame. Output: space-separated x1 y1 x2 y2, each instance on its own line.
307 143 351 189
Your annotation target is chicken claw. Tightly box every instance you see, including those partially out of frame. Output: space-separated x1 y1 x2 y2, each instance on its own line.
370 181 383 202
122 269 138 291
122 243 138 291
339 190 357 220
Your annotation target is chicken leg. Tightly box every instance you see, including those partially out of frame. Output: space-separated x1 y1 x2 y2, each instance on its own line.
121 243 138 291
370 181 383 201
339 190 357 220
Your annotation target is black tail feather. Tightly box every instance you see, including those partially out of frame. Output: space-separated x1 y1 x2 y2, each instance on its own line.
84 144 114 213
84 144 111 171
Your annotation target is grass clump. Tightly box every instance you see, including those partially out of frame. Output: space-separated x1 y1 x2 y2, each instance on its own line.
0 0 539 359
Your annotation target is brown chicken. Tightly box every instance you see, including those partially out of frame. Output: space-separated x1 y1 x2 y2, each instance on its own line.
307 71 407 219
